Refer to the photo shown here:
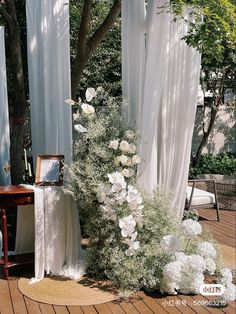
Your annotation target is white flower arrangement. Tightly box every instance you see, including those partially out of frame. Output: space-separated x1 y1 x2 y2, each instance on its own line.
65 87 234 298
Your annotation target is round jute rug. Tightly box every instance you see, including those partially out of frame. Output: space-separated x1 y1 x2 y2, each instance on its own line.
18 276 119 306
218 243 236 269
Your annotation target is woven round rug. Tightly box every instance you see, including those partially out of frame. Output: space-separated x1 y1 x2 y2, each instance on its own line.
218 243 236 269
18 276 119 306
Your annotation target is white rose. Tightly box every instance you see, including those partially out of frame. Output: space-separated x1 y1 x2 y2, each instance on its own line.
73 113 80 121
109 140 119 150
64 99 76 105
74 124 87 133
85 87 97 102
81 103 95 114
128 143 136 154
125 130 135 139
118 155 128 165
132 155 141 165
114 157 120 166
119 140 130 152
96 86 104 93
121 168 135 178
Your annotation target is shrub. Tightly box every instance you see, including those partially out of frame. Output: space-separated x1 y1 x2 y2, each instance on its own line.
189 153 236 178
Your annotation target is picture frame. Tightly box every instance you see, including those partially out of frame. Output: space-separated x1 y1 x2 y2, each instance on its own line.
35 155 64 186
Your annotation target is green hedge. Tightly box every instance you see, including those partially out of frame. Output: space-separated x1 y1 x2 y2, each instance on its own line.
189 153 236 179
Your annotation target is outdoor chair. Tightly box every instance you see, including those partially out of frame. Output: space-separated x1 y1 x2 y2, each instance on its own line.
186 179 220 221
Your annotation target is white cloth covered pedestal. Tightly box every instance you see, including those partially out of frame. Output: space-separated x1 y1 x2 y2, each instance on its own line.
15 186 86 282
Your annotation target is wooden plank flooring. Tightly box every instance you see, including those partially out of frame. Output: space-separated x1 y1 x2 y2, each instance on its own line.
0 209 235 313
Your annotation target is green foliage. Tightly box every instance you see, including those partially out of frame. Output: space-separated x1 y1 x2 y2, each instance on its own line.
168 0 236 64
87 190 179 293
69 0 121 97
189 152 236 178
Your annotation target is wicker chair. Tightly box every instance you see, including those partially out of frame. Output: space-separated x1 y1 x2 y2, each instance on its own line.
186 179 220 221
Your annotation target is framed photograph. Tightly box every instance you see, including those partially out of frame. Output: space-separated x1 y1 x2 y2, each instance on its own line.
35 155 64 186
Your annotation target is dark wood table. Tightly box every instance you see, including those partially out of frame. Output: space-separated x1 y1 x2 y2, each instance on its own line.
0 185 34 279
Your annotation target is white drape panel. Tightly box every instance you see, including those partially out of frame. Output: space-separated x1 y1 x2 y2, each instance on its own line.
121 0 146 129
137 0 201 220
122 0 200 219
0 27 11 185
15 186 86 282
26 0 72 167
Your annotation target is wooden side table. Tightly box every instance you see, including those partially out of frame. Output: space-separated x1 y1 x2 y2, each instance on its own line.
0 185 34 279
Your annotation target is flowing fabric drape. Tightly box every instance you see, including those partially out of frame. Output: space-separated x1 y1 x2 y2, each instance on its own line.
26 0 72 167
121 0 146 129
0 27 11 186
122 0 201 220
15 186 86 282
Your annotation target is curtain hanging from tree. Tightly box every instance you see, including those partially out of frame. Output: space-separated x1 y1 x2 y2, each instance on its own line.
121 0 146 129
26 0 72 167
0 27 11 185
122 0 201 220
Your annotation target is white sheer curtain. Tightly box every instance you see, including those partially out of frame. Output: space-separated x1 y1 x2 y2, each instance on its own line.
15 187 86 282
122 0 201 220
0 27 11 186
121 0 146 129
26 0 72 166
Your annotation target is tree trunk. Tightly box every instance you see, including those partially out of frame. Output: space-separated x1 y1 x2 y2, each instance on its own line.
71 0 121 99
2 1 27 184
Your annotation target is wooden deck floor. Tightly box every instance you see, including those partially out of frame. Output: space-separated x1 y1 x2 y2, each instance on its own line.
0 209 235 314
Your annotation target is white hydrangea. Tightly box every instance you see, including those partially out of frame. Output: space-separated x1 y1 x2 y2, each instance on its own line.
181 219 202 238
85 87 97 102
175 252 189 264
204 257 216 275
163 261 182 283
160 235 181 254
109 140 119 150
132 155 141 165
179 272 205 294
119 215 136 237
81 103 95 114
190 254 206 273
221 283 236 301
219 267 233 286
74 124 87 133
108 171 127 192
197 241 217 259
125 130 135 139
119 140 130 152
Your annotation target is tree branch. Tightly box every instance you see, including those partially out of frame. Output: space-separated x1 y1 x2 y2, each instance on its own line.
0 3 14 30
87 0 121 56
76 0 93 58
